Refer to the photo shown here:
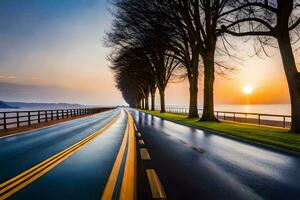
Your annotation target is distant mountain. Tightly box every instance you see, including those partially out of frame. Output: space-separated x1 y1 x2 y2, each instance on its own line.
0 101 18 108
1 101 89 109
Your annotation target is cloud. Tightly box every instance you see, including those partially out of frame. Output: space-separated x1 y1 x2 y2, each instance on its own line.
31 76 39 80
0 75 17 79
7 75 16 79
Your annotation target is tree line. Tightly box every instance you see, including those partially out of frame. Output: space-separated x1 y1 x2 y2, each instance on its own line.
106 0 300 133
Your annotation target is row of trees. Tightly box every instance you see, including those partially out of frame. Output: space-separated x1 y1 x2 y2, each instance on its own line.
107 0 300 133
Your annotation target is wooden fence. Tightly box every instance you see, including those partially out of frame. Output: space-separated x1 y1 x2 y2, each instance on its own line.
165 107 291 128
0 107 111 130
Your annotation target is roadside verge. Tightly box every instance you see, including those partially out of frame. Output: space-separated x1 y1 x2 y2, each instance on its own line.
138 110 300 155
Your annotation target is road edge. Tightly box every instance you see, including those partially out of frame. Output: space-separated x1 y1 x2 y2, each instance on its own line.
137 110 300 157
0 109 117 139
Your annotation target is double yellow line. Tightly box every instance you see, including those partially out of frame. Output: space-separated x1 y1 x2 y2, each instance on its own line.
101 110 136 200
0 114 121 200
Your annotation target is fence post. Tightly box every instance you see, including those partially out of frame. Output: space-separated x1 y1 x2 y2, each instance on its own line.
45 111 48 122
283 116 286 128
245 114 247 122
38 111 41 123
3 113 7 129
224 113 225 120
67 110 69 118
51 110 54 120
28 111 31 125
56 110 59 119
258 114 261 125
233 113 236 121
17 112 20 127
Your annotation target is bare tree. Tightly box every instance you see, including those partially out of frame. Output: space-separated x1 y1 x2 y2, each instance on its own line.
106 0 179 112
156 0 239 120
110 46 155 109
221 0 300 133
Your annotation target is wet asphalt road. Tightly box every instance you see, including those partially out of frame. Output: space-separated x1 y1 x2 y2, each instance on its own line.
1 107 300 200
0 108 130 200
131 109 300 200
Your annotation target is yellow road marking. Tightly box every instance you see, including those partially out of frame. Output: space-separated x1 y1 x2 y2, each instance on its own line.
0 114 121 200
140 148 151 160
0 129 108 192
138 140 144 145
101 115 129 200
119 110 136 200
146 169 166 199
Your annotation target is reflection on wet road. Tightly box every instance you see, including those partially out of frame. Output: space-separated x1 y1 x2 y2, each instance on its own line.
131 109 300 199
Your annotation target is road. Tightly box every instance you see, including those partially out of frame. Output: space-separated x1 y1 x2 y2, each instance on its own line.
1 108 300 200
131 109 300 200
0 108 136 200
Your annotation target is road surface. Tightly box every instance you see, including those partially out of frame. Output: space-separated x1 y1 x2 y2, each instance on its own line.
131 109 300 200
0 108 136 200
1 107 300 200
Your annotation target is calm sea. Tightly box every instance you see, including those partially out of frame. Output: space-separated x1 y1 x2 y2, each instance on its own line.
0 107 84 113
167 104 291 116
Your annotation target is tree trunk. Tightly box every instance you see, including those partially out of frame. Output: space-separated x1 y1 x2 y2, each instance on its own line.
188 70 199 118
150 86 156 111
200 52 218 121
159 89 166 113
151 93 155 111
145 91 149 110
277 30 300 133
141 98 145 110
188 54 199 118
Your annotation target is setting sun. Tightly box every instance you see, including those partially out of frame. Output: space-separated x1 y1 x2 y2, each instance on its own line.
243 85 253 95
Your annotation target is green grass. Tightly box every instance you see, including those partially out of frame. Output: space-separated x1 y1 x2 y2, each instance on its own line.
139 110 300 153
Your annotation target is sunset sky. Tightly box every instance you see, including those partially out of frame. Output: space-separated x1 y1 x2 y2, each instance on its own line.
0 0 297 106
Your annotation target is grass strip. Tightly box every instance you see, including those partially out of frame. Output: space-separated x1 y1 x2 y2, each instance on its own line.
140 110 300 153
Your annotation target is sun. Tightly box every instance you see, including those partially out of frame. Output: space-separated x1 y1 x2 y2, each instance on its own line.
243 85 253 95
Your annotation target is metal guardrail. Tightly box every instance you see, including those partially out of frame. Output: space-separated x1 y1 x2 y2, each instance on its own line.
165 107 291 128
0 107 111 130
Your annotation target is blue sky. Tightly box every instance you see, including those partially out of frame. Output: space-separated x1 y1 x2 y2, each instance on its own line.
0 0 108 57
0 0 125 105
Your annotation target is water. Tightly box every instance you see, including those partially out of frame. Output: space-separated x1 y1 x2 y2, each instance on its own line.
0 107 86 113
214 104 291 115
166 104 291 116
